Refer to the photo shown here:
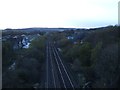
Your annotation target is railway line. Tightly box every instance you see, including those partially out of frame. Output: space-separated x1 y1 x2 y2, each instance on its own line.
45 41 78 88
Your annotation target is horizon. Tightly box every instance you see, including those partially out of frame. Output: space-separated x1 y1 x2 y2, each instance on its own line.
1 24 118 30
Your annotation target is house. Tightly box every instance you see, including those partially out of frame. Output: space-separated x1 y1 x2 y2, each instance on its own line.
67 36 74 40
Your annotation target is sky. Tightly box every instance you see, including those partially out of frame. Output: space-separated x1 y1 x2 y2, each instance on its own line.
0 0 119 29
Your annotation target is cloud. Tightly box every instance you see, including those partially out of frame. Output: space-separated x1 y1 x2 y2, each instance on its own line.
0 0 119 29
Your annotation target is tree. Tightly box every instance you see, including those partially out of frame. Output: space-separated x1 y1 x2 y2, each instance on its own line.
2 41 15 68
79 42 92 67
91 42 103 66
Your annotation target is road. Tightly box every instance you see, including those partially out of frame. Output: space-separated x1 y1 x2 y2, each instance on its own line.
41 41 79 89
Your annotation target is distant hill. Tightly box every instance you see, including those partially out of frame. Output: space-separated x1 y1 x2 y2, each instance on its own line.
3 27 84 32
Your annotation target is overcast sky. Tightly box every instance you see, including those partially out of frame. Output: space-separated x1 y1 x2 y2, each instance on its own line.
0 0 119 29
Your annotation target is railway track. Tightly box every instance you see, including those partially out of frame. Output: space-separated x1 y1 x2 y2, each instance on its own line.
45 41 78 89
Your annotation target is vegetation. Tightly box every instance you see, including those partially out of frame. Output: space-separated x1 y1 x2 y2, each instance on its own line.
2 26 120 88
57 26 120 88
2 40 16 70
2 32 46 88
